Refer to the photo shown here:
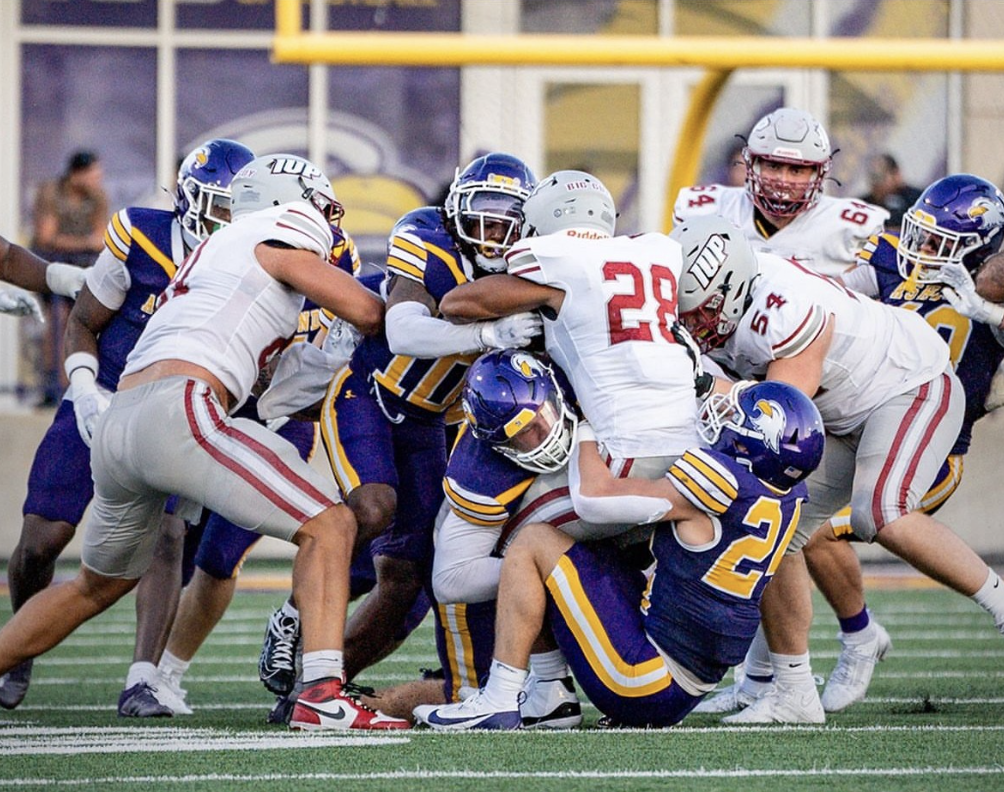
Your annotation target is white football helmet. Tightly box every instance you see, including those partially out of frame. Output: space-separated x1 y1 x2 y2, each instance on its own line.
521 170 616 238
230 154 344 226
670 215 759 352
743 107 832 218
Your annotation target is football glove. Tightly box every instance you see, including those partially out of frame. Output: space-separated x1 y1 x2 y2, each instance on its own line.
0 289 43 322
478 311 543 350
45 262 89 299
65 352 110 447
937 262 1004 328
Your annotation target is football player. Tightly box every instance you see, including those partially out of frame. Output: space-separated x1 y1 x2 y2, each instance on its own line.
440 169 701 484
673 107 887 278
796 174 1004 712
0 139 255 716
414 380 824 730
254 153 542 704
0 153 408 732
671 215 1004 724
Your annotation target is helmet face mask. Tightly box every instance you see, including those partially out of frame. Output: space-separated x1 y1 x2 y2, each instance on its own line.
896 174 1004 283
174 138 256 241
699 381 825 490
743 108 832 218
671 216 758 353
462 350 577 475
446 153 536 273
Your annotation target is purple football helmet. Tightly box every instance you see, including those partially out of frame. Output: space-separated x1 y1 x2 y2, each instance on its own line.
897 174 1004 282
445 153 537 273
699 380 824 490
462 349 577 474
175 138 256 241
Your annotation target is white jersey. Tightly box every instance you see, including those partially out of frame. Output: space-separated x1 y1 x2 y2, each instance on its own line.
712 253 949 434
123 201 333 411
506 229 699 458
673 184 888 278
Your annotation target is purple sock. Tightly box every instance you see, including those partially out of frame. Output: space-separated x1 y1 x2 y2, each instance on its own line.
838 607 871 635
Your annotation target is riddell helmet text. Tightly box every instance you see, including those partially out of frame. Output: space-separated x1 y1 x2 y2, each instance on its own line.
564 229 607 239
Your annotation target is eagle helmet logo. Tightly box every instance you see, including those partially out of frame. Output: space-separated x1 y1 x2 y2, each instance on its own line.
749 398 786 453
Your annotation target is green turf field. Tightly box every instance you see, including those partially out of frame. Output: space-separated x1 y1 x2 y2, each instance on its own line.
1 562 1002 792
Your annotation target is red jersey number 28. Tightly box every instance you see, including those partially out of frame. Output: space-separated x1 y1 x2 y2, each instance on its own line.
603 260 679 345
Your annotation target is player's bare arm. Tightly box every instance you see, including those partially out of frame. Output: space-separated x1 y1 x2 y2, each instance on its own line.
260 243 383 336
65 286 116 358
766 315 834 398
976 251 1004 304
0 234 50 293
385 274 437 314
440 273 562 321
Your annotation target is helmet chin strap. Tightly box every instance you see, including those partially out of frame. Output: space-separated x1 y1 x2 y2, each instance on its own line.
474 252 507 273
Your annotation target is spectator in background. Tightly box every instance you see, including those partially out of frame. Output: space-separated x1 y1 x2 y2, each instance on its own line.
28 150 109 406
860 153 922 233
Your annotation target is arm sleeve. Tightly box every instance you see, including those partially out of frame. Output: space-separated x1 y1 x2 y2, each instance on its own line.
838 263 880 298
567 425 674 526
85 247 131 311
385 299 484 357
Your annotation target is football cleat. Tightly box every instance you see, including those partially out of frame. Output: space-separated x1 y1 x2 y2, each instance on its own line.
259 608 300 696
0 660 33 710
520 674 583 729
414 689 523 731
722 681 824 724
154 670 193 716
289 677 410 731
118 682 173 718
692 681 767 714
820 622 892 713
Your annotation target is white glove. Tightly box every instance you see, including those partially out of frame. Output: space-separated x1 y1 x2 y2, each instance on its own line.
45 262 89 299
477 311 543 350
321 316 362 368
937 262 1004 327
65 352 110 447
0 289 43 322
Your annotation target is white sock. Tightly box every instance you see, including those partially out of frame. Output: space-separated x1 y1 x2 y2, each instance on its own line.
482 659 528 709
301 650 343 683
743 625 774 680
126 661 158 689
157 650 191 681
972 569 1004 623
770 652 815 688
529 650 568 680
281 599 300 621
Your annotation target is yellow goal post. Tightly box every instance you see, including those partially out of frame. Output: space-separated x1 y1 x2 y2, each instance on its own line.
273 0 1004 231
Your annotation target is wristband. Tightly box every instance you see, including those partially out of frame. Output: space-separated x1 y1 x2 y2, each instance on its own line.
64 351 99 381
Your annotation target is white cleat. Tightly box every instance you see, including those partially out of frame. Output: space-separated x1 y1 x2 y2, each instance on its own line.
414 689 522 731
155 670 193 716
722 682 825 725
520 674 583 729
692 682 766 714
820 621 892 713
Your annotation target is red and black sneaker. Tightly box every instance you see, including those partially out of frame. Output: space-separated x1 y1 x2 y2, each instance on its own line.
289 677 410 731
